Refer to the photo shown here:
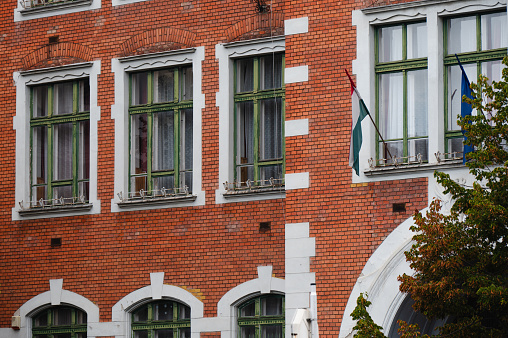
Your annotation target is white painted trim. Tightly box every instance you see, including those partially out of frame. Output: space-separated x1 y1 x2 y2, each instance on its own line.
215 38 286 204
12 61 101 220
350 0 505 184
14 0 101 22
215 266 285 337
110 47 206 212
338 212 424 338
284 17 309 35
285 65 309 84
285 172 310 190
111 273 204 338
13 279 100 338
285 119 309 137
112 0 150 5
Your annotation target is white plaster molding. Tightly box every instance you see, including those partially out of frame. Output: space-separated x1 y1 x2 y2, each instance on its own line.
285 65 309 84
285 119 309 137
13 281 99 337
112 279 204 338
50 279 63 306
215 38 285 204
150 272 164 300
285 172 310 190
257 266 273 294
12 61 101 220
284 17 309 35
110 47 206 212
112 0 150 6
14 0 101 22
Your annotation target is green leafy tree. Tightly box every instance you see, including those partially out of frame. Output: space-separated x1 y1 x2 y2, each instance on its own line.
398 56 508 337
351 293 386 338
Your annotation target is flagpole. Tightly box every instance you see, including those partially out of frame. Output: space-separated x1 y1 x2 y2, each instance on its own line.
345 69 393 161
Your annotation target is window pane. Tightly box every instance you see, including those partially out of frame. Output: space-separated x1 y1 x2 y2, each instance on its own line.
33 85 49 117
407 69 428 138
54 334 71 338
447 16 476 54
79 120 90 181
261 296 282 316
482 59 504 84
134 331 149 338
481 12 507 51
179 328 191 338
379 72 403 140
409 138 428 162
237 165 254 183
53 123 73 181
79 79 90 112
152 175 174 191
32 126 47 199
152 111 175 172
154 329 172 338
378 25 402 62
33 311 48 327
407 22 427 59
79 182 89 201
53 185 73 200
131 176 147 195
448 137 463 155
180 108 193 171
179 304 191 320
153 69 174 103
260 54 283 90
380 141 403 162
180 66 193 101
447 64 476 131
154 302 173 321
133 305 149 322
260 164 283 183
132 72 149 105
240 301 256 317
54 82 74 115
261 325 282 338
54 308 72 326
236 58 254 92
237 101 255 165
260 98 283 160
241 326 256 338
131 114 148 176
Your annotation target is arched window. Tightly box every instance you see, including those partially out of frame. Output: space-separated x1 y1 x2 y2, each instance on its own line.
32 306 87 338
237 294 284 338
131 300 190 338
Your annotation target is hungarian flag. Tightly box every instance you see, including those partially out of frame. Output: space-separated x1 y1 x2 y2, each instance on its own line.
346 71 369 176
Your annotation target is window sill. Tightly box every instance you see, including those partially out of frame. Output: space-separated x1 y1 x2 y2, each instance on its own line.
117 195 197 208
364 160 463 177
19 0 92 15
223 186 286 198
18 203 93 217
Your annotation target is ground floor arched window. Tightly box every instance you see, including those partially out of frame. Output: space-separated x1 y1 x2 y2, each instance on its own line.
131 300 191 338
237 294 284 338
32 306 87 338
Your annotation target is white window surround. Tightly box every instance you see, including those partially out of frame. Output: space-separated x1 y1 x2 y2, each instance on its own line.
215 265 285 336
351 0 507 183
14 0 101 22
112 0 149 6
215 36 286 204
11 279 100 338
111 272 204 338
110 47 205 212
12 61 101 220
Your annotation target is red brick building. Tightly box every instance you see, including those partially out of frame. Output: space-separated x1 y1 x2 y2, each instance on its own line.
0 0 506 337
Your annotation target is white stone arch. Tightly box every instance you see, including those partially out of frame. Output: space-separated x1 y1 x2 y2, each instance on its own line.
111 272 204 338
338 209 428 338
12 279 100 338
215 266 285 337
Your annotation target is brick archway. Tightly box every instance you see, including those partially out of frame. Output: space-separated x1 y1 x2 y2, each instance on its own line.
224 11 284 43
120 27 196 57
21 42 94 70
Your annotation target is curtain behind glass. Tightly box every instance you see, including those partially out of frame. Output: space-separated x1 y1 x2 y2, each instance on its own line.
33 85 49 117
260 98 283 160
482 12 507 51
448 16 476 54
132 72 149 105
379 26 402 62
407 69 428 138
53 123 73 181
54 82 73 115
152 111 174 172
32 126 47 201
260 54 283 90
407 22 427 59
153 70 174 103
236 59 254 92
379 72 403 140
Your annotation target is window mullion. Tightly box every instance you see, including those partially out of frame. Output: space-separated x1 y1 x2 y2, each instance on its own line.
403 70 408 158
253 57 260 182
147 112 153 192
476 14 481 52
175 109 181 188
48 124 54 200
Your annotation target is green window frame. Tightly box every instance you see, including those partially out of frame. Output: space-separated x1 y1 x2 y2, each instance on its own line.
30 79 90 207
444 11 507 154
131 300 191 338
32 306 87 338
234 53 285 188
237 294 284 338
375 21 428 164
128 66 193 198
